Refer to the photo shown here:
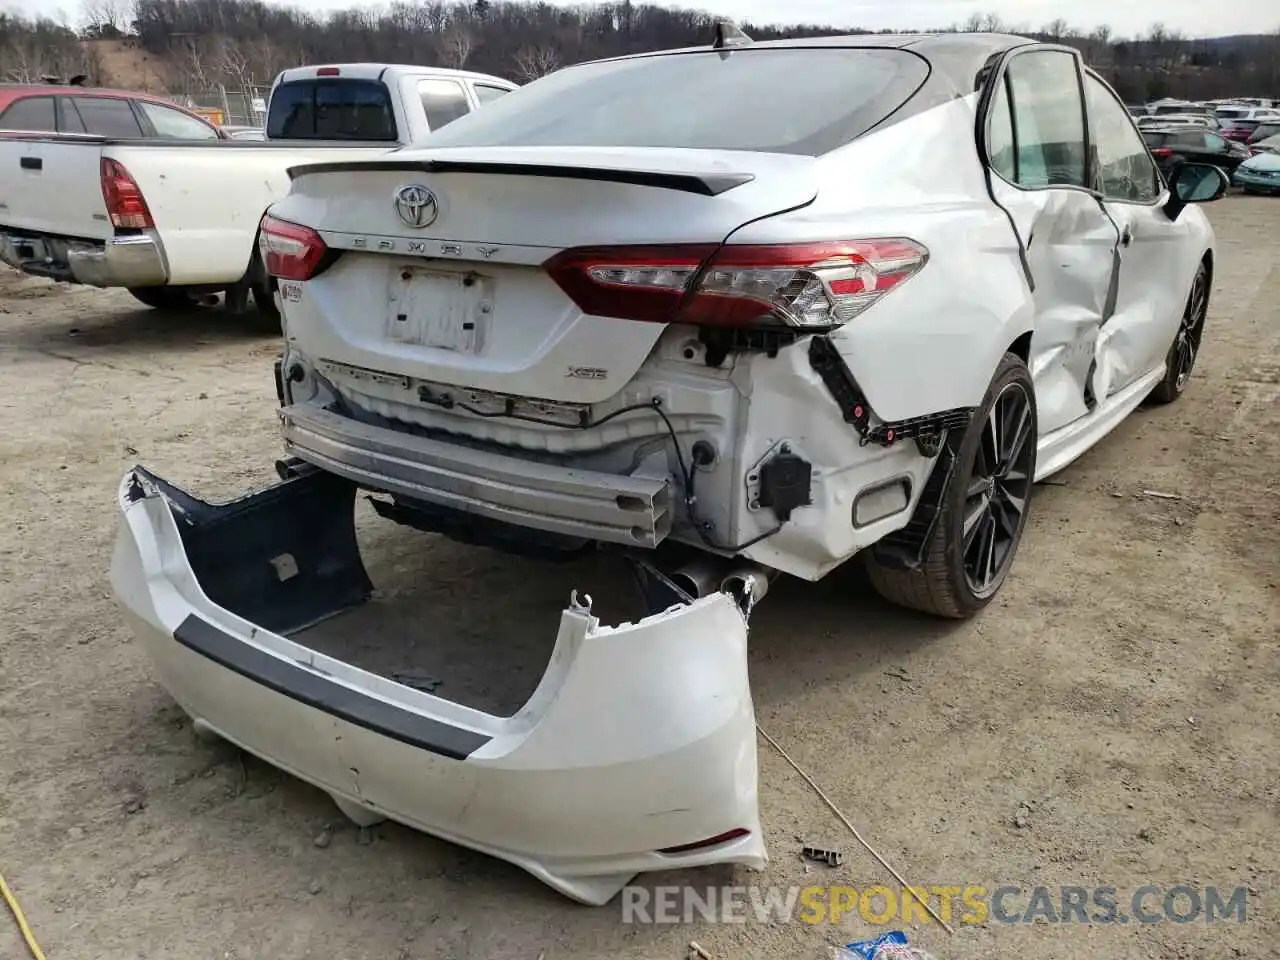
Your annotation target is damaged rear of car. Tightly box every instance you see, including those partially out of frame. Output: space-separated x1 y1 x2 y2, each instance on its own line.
111 31 1222 903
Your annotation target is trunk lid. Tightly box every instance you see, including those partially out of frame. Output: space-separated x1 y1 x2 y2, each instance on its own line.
274 146 817 404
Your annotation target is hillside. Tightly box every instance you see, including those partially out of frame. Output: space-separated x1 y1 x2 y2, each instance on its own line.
2 2 1278 104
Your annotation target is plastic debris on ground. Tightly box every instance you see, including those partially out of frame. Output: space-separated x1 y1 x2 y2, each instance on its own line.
834 930 922 959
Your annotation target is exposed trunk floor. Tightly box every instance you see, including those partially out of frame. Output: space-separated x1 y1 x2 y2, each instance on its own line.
293 501 642 717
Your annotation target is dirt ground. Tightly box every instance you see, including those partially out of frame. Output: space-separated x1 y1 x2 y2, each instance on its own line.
1 197 1276 960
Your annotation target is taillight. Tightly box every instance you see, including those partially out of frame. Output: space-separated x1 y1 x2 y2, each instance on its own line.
1151 147 1174 159
259 214 329 281
544 238 928 330
100 158 154 229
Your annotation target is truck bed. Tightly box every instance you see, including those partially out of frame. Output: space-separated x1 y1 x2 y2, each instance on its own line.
0 133 394 286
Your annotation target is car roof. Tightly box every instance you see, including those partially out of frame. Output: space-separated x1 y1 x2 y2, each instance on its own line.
580 32 1036 96
0 84 185 105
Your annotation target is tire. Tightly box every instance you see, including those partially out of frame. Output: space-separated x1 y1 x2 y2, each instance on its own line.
252 278 280 327
127 286 198 311
1148 260 1209 405
866 352 1038 619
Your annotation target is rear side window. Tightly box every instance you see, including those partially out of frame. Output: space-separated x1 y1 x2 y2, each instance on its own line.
422 48 930 156
1003 50 1087 188
418 78 471 131
0 96 56 131
137 101 218 140
267 79 396 141
73 97 144 137
473 83 512 105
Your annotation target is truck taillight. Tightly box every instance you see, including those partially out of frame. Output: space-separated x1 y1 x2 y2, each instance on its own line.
544 239 928 329
100 158 154 229
259 214 330 281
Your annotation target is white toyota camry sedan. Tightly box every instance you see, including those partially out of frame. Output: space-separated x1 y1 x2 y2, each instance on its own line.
111 29 1228 904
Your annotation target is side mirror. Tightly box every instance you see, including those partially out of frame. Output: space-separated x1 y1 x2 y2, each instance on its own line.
1163 162 1230 222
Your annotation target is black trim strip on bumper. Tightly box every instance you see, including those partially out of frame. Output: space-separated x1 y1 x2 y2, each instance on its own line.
173 614 492 761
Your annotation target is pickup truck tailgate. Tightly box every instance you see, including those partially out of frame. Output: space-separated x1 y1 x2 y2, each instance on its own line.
0 135 111 240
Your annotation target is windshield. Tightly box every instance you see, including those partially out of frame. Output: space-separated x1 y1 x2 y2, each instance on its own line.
421 48 930 156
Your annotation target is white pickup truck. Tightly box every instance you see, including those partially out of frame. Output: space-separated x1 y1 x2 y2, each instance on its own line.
0 64 515 320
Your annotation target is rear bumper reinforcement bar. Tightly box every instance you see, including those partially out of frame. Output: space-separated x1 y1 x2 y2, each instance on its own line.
279 403 673 548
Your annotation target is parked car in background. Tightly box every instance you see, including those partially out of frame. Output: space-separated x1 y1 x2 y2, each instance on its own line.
1137 114 1220 132
111 30 1228 907
1233 152 1280 194
1247 122 1280 146
1142 127 1251 176
0 64 517 323
1249 133 1280 156
0 84 224 139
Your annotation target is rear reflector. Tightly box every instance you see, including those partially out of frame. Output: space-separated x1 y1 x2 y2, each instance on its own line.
100 158 154 229
259 214 330 281
658 827 751 855
545 239 927 330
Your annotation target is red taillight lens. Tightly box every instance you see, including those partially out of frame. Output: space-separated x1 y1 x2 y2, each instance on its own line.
544 238 928 330
259 214 328 281
1151 147 1174 158
315 66 340 76
100 158 154 229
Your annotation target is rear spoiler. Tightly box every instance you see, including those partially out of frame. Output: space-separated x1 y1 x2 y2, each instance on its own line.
285 159 756 197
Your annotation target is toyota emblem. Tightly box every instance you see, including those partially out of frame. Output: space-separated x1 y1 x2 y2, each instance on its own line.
393 184 438 228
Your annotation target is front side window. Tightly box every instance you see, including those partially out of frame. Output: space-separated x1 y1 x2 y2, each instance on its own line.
1004 50 1087 189
1083 73 1159 202
137 101 218 139
73 96 144 137
418 79 471 131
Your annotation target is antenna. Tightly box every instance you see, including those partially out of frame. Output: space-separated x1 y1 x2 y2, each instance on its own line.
712 20 753 50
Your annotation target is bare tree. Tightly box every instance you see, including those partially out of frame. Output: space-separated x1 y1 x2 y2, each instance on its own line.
81 0 128 35
438 27 473 68
1041 18 1070 40
216 35 253 90
511 43 558 81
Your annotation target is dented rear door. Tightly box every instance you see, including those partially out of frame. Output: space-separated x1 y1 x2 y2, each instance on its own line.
983 46 1121 437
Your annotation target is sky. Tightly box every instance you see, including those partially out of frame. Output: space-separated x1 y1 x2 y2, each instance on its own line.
247 0 1276 40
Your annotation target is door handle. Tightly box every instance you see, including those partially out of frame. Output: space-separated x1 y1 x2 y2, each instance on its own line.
1120 225 1133 247
19 157 41 171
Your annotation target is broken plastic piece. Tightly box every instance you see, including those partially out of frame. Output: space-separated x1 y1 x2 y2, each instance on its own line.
801 844 843 867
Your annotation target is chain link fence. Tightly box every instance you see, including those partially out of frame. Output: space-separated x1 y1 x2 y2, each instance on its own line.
172 85 271 126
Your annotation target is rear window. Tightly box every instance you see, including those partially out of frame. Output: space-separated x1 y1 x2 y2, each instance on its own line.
1216 109 1246 120
421 48 930 156
266 79 396 141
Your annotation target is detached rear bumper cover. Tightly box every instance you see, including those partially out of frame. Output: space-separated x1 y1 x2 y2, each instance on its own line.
109 466 764 905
